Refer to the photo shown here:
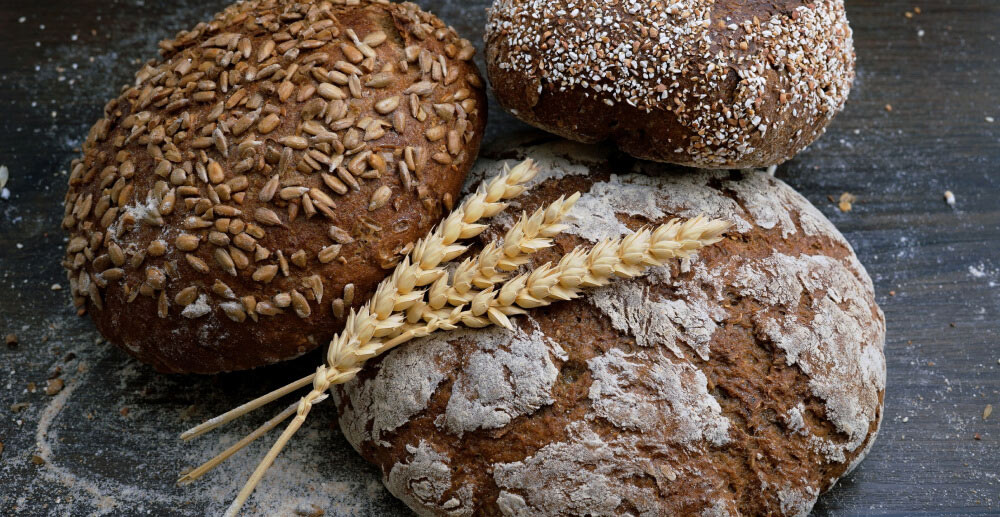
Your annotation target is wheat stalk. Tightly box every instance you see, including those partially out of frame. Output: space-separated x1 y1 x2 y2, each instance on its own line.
217 196 582 517
203 198 577 513
178 159 540 444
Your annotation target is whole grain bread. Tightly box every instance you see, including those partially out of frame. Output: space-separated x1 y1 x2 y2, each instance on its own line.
485 0 855 168
334 139 885 516
61 0 487 373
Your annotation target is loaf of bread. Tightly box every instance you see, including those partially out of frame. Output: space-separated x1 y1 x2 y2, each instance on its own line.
61 0 486 373
334 139 885 516
486 0 855 169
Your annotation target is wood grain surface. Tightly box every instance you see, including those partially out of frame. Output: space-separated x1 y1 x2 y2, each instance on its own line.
0 0 997 515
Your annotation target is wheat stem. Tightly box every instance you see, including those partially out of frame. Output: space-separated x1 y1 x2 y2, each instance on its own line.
179 373 316 441
177 400 299 485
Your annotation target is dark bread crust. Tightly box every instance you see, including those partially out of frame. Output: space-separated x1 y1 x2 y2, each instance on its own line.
62 0 487 373
486 0 855 168
334 142 885 516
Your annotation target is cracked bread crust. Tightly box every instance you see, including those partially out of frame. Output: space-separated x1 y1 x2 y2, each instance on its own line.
334 140 885 516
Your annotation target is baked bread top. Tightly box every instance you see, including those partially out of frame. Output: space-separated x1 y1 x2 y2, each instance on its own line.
61 0 486 373
334 139 885 516
486 0 855 168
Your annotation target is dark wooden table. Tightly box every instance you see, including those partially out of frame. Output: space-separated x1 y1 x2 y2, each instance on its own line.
1 0 997 515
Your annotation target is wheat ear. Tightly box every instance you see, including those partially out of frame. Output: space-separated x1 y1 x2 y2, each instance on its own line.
378 216 732 346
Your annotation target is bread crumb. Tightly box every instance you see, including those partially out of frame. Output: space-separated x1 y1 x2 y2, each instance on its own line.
838 192 856 212
885 104 893 112
944 190 955 207
985 404 993 420
45 378 65 396
5 333 17 347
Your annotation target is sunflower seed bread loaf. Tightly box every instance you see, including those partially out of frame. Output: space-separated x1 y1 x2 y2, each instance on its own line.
61 0 486 373
485 0 855 169
334 139 886 516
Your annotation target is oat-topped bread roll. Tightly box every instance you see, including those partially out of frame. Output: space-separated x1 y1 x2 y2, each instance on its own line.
334 139 885 516
61 0 486 373
486 0 855 169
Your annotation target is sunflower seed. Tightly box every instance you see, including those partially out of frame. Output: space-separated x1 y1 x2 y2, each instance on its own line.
214 248 237 276
147 240 167 257
290 250 307 268
318 244 342 264
374 96 400 115
425 125 446 141
207 160 225 184
171 234 198 252
348 74 362 98
279 186 309 200
172 286 197 306
321 172 348 195
256 301 281 316
365 72 393 88
146 267 167 290
340 43 363 63
432 152 452 165
363 31 387 47
212 128 229 156
273 292 291 308
317 82 345 100
258 113 281 134
208 231 231 247
101 268 124 282
328 225 354 244
290 290 311 318
252 264 278 283
447 130 462 155
278 135 308 150
368 186 392 211
331 298 345 318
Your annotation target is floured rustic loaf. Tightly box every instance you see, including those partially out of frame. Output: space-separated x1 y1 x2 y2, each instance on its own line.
486 0 855 168
334 139 885 516
61 0 486 373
